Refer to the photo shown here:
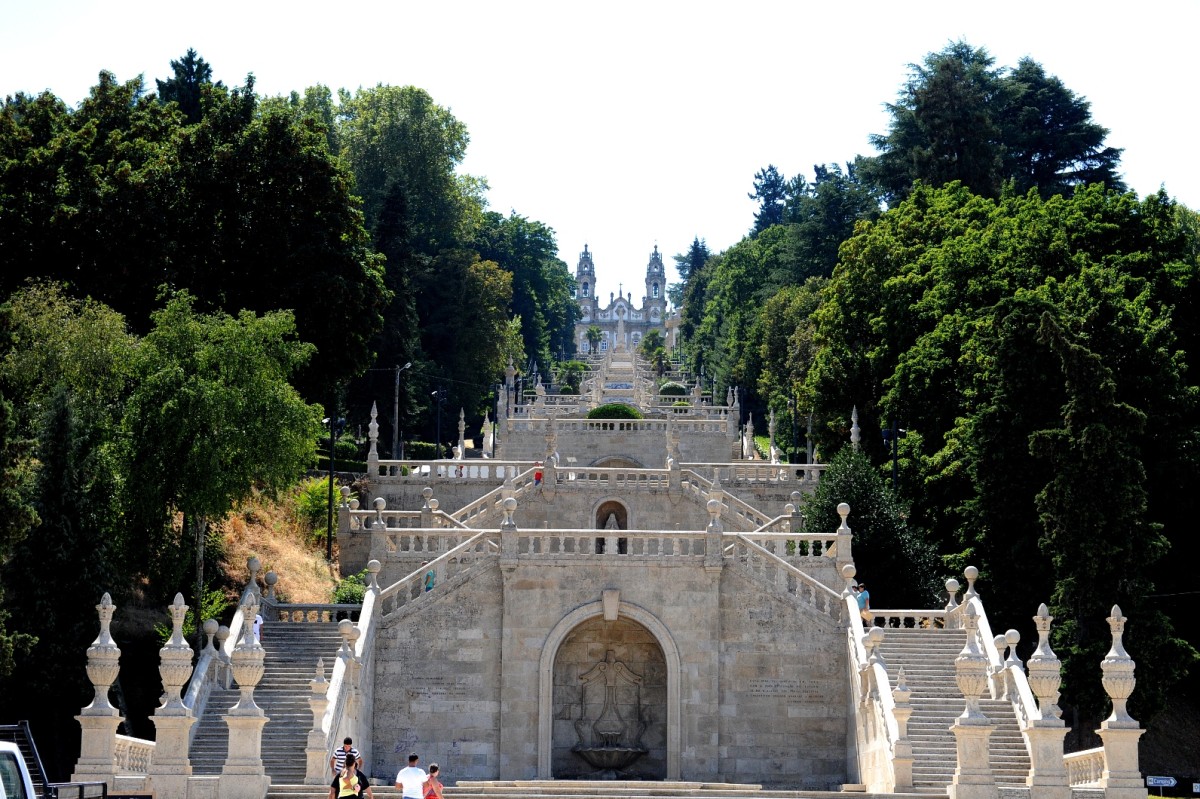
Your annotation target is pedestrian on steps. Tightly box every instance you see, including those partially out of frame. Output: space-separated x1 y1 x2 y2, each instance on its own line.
854 583 872 625
423 764 444 799
330 738 361 775
395 753 428 799
329 755 373 799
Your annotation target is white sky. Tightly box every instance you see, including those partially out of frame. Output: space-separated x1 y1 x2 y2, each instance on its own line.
3 1 1196 303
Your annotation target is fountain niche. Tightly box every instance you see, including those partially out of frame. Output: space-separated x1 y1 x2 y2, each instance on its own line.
552 619 666 779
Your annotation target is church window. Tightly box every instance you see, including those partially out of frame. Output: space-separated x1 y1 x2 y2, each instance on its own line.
653 282 660 298
582 282 589 297
600 338 608 351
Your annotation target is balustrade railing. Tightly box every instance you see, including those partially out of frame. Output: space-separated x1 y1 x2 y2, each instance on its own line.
377 532 500 618
862 609 951 629
844 592 909 792
728 537 841 618
272 603 361 623
555 467 670 490
514 530 710 558
113 734 155 774
740 531 840 564
371 459 531 481
1064 747 1105 786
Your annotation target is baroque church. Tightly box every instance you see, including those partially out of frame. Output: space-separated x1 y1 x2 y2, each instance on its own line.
573 244 671 354
68 323 1150 799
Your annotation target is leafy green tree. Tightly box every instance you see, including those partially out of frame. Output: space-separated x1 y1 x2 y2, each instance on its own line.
805 182 1198 720
0 391 36 679
155 48 223 124
638 329 668 377
120 293 321 610
805 447 939 607
474 212 578 372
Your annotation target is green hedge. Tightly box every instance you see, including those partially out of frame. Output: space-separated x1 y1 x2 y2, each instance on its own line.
658 381 688 396
586 403 645 420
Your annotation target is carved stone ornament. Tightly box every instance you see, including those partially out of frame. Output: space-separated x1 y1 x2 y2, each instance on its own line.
158 593 194 713
83 592 121 713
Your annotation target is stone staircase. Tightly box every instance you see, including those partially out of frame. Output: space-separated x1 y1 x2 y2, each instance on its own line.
875 628 1030 793
266 779 929 799
191 621 344 783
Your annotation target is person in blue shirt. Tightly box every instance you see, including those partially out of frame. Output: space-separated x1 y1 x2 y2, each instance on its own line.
854 583 871 623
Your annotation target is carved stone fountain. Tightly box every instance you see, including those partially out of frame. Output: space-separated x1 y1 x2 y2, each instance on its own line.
571 650 648 778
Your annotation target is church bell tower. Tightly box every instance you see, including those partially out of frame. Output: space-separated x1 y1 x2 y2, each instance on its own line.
575 244 597 325
643 245 666 324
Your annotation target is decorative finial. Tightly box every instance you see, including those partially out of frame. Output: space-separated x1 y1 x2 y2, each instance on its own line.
850 406 860 450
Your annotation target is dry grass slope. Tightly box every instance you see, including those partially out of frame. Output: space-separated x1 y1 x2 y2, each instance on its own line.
213 486 340 604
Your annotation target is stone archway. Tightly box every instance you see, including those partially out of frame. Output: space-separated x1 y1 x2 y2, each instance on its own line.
538 601 681 779
550 617 667 779
594 500 628 531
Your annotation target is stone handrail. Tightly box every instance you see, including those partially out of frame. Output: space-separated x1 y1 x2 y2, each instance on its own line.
113 734 155 774
556 466 670 491
183 571 268 745
684 462 826 483
739 531 840 564
679 476 769 531
514 529 711 558
319 590 375 780
728 536 841 619
863 609 950 629
377 531 500 618
370 459 533 481
272 603 361 623
452 467 537 526
1064 747 1105 786
845 593 907 792
345 507 470 531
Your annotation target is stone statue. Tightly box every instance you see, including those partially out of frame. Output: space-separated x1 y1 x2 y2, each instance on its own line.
604 512 620 530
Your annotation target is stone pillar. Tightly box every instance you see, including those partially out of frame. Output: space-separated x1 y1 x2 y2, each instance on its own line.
500 497 518 571
420 487 434 527
367 401 380 472
704 497 723 573
789 491 805 533
1024 603 1070 799
304 660 330 784
1097 605 1145 799
891 665 914 790
247 556 262 600
850 405 861 450
458 407 467 457
963 565 979 601
73 593 123 783
945 578 962 613
947 604 997 799
149 594 195 799
220 596 270 799
835 502 853 569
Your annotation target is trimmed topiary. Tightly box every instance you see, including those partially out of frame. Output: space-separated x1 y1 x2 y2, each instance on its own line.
658 381 687 396
586 403 645 420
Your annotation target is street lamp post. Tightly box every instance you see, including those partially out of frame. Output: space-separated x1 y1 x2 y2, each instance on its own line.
788 396 799 463
322 415 344 563
432 388 446 459
393 362 412 460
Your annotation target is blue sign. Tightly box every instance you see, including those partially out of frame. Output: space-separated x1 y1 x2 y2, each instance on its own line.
1146 776 1176 788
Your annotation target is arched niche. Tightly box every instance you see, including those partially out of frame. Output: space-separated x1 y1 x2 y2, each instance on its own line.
538 601 681 780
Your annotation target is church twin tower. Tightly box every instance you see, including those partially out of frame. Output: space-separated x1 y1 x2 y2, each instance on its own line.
573 244 668 355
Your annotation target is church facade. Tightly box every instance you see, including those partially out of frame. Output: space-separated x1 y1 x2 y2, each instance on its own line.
573 245 668 354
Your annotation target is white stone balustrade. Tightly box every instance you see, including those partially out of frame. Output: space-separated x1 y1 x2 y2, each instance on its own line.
948 604 998 799
220 594 270 799
113 735 155 774
1021 603 1070 799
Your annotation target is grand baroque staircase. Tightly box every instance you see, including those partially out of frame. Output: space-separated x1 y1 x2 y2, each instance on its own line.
875 628 1030 793
191 621 343 783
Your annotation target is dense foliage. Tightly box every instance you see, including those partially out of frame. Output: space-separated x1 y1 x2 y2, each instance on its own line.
675 42 1197 727
586 403 645 420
